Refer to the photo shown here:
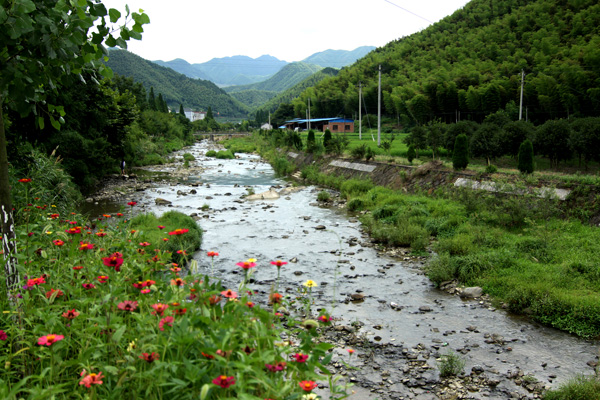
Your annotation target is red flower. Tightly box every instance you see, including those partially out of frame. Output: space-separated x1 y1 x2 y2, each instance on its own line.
299 380 318 392
201 352 214 359
265 361 287 372
170 278 185 287
102 252 124 271
168 228 189 235
18 178 32 183
207 251 219 257
172 308 187 315
159 316 174 331
62 309 80 320
140 288 151 294
79 370 104 388
95 231 107 237
53 239 65 246
97 276 109 283
208 295 221 305
49 213 60 219
139 242 151 247
27 277 45 287
72 265 84 271
79 242 94 251
151 303 169 316
270 260 288 267
127 201 137 206
0 330 7 341
220 289 238 299
45 288 64 299
118 300 138 312
236 261 256 270
37 334 64 346
65 227 81 234
82 283 96 290
212 375 235 388
158 225 165 230
292 353 309 363
139 352 159 363
269 292 283 304
246 301 255 308
116 213 124 217
176 250 187 255
347 348 355 354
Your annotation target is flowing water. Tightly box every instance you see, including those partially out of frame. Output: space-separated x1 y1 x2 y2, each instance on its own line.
87 141 598 398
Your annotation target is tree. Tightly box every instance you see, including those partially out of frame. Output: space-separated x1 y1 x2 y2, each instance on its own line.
425 121 446 160
306 130 316 153
206 106 214 121
470 123 502 165
148 87 157 111
405 125 427 158
323 129 332 152
534 119 572 169
179 104 185 115
0 1 149 294
517 139 534 174
407 145 416 164
452 134 469 170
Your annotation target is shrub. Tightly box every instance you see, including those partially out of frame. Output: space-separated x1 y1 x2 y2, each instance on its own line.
350 143 367 159
317 190 331 202
347 198 365 212
306 130 316 153
323 129 332 151
182 153 196 162
272 157 295 177
485 164 498 173
205 150 217 157
340 179 374 199
437 351 465 378
407 145 416 163
543 376 600 400
215 150 235 159
452 134 469 170
518 139 534 174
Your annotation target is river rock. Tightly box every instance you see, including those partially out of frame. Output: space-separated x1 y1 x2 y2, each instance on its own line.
155 198 172 205
246 189 280 200
460 286 483 299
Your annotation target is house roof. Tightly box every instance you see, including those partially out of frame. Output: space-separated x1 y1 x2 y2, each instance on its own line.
284 117 354 123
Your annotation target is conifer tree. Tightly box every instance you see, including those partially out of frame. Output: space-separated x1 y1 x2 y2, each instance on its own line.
407 145 416 164
323 129 332 151
179 104 185 115
306 130 316 153
148 87 157 111
452 134 469 170
518 139 534 174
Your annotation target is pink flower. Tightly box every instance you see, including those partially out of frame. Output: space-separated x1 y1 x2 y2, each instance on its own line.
140 289 151 294
168 228 189 235
292 353 309 363
299 380 318 392
270 260 288 267
79 370 104 388
220 289 238 299
82 283 96 290
37 334 64 346
159 316 174 331
212 375 235 388
62 309 80 320
139 352 159 363
236 261 256 270
151 303 169 316
0 330 7 341
139 242 151 247
79 242 94 251
158 225 165 230
52 239 65 246
318 315 331 323
102 252 124 271
117 300 138 312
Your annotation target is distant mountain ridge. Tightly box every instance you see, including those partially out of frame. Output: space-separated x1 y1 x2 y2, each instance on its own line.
154 47 374 87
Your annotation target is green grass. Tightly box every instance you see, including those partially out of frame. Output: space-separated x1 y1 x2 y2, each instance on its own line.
543 375 600 400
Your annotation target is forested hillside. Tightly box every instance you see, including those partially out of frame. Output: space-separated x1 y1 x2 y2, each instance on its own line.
105 50 249 117
302 46 375 69
224 62 323 94
293 0 600 125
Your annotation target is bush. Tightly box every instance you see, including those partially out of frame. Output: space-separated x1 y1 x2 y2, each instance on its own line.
182 153 195 162
340 179 374 199
205 150 217 157
347 198 365 212
407 145 416 163
350 143 367 159
272 157 295 177
437 351 465 378
518 139 534 174
215 150 235 159
543 376 600 400
485 164 498 173
452 134 469 170
323 129 332 151
317 190 331 202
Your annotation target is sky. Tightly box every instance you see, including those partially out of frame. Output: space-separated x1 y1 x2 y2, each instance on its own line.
100 0 471 64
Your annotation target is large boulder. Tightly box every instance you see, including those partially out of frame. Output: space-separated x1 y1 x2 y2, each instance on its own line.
246 189 280 201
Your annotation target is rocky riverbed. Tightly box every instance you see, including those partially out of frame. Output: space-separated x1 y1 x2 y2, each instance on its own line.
83 142 599 400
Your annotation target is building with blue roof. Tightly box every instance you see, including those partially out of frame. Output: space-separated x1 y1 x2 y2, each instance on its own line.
284 117 354 133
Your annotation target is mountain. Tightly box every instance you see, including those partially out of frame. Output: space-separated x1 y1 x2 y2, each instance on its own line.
294 0 600 124
258 68 339 114
225 62 323 93
302 46 375 68
105 49 249 117
154 55 287 87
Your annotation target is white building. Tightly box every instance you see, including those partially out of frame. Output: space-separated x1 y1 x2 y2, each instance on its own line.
183 108 207 122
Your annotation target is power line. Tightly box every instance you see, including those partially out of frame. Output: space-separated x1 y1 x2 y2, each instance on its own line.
383 0 433 24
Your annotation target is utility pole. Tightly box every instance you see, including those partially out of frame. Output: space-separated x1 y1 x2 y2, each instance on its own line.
358 81 362 140
308 97 311 131
377 64 381 146
519 69 525 121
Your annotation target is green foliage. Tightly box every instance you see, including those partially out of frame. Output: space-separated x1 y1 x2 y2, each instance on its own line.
452 134 469 170
350 143 368 159
437 351 465 378
323 129 332 151
183 153 196 162
272 157 295 177
205 150 217 157
407 145 416 163
130 211 202 263
518 139 535 174
340 179 375 199
317 190 331 202
306 130 316 153
543 376 600 400
215 150 235 159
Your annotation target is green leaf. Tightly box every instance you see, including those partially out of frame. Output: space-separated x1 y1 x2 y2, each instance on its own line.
103 365 119 375
112 325 126 343
108 8 121 23
37 116 45 130
105 35 117 47
200 384 210 400
49 116 60 130
19 0 36 13
0 6 7 23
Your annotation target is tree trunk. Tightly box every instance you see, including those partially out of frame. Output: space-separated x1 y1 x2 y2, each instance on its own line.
0 94 19 295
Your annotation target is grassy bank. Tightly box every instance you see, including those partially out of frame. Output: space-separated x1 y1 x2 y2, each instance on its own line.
236 132 600 339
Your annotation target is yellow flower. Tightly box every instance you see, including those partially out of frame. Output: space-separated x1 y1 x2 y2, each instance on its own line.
247 258 257 263
302 394 318 400
127 339 137 352
303 280 318 288
45 231 53 235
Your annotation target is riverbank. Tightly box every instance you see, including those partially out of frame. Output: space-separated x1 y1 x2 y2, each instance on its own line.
86 140 598 399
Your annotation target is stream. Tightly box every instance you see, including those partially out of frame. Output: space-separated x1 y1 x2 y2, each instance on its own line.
87 141 598 399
